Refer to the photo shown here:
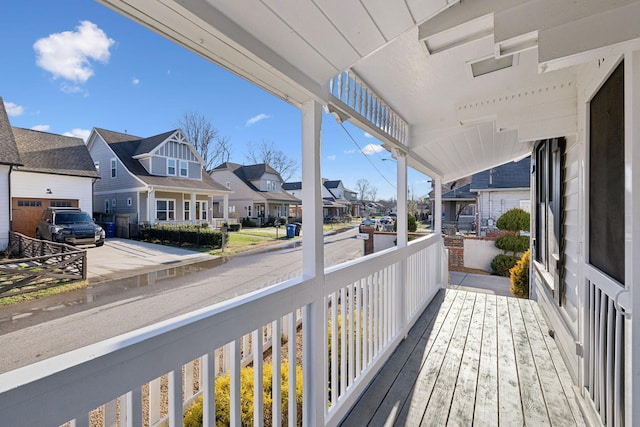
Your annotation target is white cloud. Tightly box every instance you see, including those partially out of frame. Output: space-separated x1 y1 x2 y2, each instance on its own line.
3 101 24 116
31 124 50 132
34 20 115 83
361 143 384 155
246 113 270 126
364 132 374 138
132 77 140 85
327 154 337 161
343 149 356 154
63 128 91 142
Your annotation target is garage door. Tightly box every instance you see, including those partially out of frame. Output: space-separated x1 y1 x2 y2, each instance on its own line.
12 198 78 237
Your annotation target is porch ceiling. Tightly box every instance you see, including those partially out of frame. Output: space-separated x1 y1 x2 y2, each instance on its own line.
99 0 640 182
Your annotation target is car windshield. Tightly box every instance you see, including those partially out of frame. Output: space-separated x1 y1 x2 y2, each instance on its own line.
55 212 92 224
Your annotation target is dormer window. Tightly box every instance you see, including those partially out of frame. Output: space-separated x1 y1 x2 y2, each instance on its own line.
168 159 176 176
180 160 188 177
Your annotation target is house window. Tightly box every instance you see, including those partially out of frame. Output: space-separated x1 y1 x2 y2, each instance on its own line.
105 199 110 214
112 198 117 208
266 180 277 191
534 137 565 303
127 197 132 207
195 201 208 220
184 201 191 221
180 160 188 177
167 159 176 176
226 182 231 189
94 161 100 175
156 199 175 221
110 158 117 178
247 205 252 217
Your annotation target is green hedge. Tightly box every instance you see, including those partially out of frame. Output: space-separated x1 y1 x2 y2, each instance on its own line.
495 234 530 253
139 224 223 248
491 254 520 277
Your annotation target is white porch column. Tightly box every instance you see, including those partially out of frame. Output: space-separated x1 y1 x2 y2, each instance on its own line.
301 99 324 427
395 149 408 248
190 192 197 224
148 188 155 224
223 194 229 222
434 177 442 234
394 149 408 334
626 49 640 427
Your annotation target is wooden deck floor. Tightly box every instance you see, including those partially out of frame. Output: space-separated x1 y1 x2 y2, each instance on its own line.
340 289 586 426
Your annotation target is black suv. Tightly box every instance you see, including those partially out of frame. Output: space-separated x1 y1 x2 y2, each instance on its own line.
36 207 105 247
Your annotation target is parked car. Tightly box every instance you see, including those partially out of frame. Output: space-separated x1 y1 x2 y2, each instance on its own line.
36 207 105 247
359 218 379 232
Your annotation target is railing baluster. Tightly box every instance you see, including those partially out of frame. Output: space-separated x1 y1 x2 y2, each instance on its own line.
230 339 241 426
168 368 183 427
253 328 264 427
340 287 347 397
149 377 161 424
348 283 355 388
356 279 362 376
272 318 282 426
202 352 215 427
288 312 297 427
331 291 338 405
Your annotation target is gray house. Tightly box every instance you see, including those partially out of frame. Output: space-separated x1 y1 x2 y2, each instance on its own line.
210 162 300 224
87 128 230 227
471 156 531 230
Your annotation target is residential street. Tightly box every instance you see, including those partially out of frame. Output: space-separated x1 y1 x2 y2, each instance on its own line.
0 228 363 373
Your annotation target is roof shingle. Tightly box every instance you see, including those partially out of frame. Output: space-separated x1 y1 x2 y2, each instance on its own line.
0 97 22 166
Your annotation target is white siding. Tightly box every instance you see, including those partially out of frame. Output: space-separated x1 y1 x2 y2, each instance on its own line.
11 171 94 213
477 189 530 226
0 166 9 250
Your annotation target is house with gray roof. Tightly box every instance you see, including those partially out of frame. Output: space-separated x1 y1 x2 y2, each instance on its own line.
87 128 231 227
283 178 355 220
10 128 100 238
210 162 300 225
1 97 99 241
0 98 23 249
470 156 531 230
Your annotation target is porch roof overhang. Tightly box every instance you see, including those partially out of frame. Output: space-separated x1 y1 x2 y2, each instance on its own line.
99 0 640 182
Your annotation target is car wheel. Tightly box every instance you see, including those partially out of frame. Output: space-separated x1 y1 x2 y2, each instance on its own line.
36 229 43 240
96 240 105 247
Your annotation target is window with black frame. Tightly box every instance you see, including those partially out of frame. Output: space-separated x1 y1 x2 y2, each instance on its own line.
534 137 565 304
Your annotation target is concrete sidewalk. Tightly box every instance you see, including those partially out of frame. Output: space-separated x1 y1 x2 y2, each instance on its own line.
448 271 512 297
86 238 213 283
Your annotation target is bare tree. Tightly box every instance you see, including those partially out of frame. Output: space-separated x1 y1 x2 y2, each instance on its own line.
178 112 232 170
368 186 378 203
245 140 298 181
356 179 371 202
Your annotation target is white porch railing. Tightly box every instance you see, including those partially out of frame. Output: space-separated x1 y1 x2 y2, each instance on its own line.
0 234 446 427
583 264 628 426
328 70 408 147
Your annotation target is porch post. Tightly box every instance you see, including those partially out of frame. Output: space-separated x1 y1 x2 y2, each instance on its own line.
190 192 197 224
148 188 155 224
626 49 640 426
395 149 408 247
395 149 408 333
434 177 442 234
301 99 324 426
223 194 229 222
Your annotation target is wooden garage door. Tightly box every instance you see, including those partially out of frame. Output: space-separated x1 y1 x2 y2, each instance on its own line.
12 198 78 237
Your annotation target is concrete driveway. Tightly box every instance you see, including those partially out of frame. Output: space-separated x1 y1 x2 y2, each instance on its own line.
85 238 214 283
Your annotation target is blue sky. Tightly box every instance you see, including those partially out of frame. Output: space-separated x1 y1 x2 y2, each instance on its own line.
1 0 431 200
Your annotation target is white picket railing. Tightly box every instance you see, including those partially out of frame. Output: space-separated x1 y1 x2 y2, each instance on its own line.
583 264 628 426
328 70 409 147
0 234 446 427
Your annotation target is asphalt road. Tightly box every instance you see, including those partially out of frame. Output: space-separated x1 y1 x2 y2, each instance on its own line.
0 228 363 373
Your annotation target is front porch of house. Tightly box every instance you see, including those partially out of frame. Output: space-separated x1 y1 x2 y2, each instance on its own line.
341 289 585 426
0 233 586 427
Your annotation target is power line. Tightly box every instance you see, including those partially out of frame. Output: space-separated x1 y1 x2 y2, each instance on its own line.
338 122 396 189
